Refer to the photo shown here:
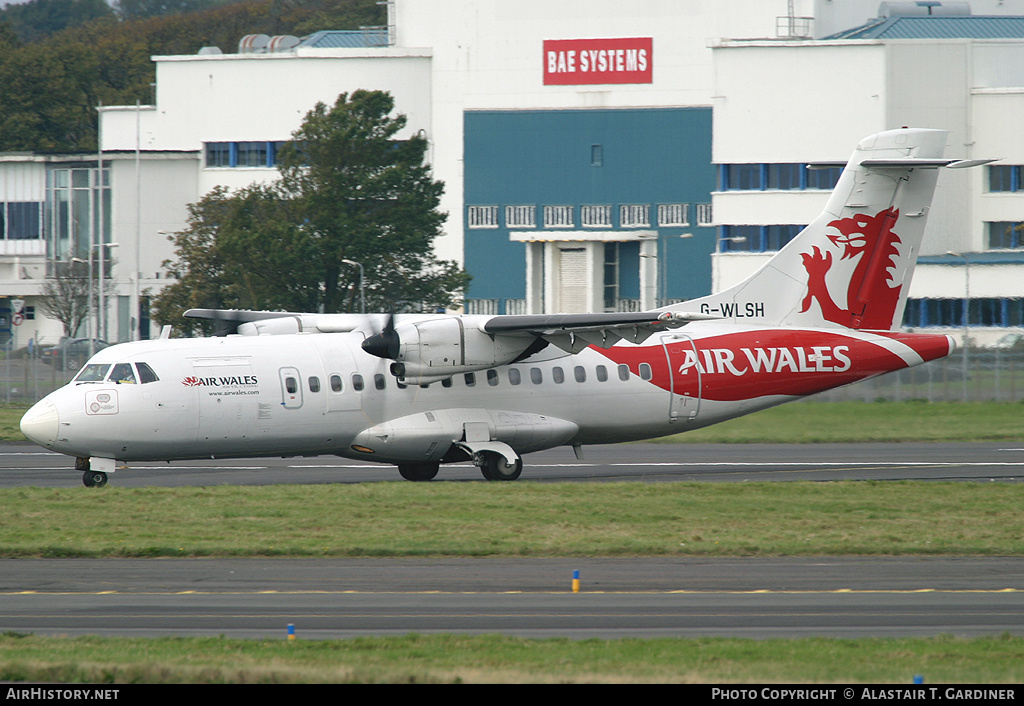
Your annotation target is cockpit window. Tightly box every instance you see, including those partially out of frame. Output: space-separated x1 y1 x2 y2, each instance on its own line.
110 363 137 384
136 362 159 384
74 364 111 382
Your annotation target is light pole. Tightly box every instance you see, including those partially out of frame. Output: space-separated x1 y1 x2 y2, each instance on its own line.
947 251 970 401
97 242 119 343
341 259 365 313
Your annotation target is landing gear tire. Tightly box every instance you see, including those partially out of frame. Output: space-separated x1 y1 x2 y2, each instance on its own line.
398 462 440 482
82 471 108 488
479 452 522 481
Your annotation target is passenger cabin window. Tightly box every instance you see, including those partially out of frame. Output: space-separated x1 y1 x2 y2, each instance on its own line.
508 369 521 385
574 366 586 383
137 362 159 384
110 363 136 384
530 367 543 384
464 372 476 387
285 376 298 394
308 376 321 392
374 373 386 390
330 374 343 392
639 363 652 380
618 364 629 381
487 370 499 386
596 365 608 382
352 374 364 391
553 366 564 384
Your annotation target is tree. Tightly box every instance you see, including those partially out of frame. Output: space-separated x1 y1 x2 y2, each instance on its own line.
153 90 469 333
37 259 116 338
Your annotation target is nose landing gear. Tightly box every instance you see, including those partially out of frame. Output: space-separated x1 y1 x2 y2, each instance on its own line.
82 471 108 487
76 457 112 488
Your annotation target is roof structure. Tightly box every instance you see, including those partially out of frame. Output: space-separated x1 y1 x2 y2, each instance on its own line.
298 29 391 49
825 15 1024 40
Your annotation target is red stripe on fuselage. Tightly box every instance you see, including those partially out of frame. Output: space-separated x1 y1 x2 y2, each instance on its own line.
596 329 952 402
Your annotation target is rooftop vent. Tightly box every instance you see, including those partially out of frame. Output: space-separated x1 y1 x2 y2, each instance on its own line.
878 1 972 17
238 34 270 54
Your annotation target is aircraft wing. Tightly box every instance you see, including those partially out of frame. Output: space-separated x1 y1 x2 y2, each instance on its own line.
480 310 718 352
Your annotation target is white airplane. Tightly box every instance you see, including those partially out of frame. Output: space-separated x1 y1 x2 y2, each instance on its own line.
20 128 990 487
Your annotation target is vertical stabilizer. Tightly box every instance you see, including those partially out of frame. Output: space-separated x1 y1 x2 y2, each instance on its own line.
682 128 961 331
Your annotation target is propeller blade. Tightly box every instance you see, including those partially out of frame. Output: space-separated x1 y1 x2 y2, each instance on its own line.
361 312 401 359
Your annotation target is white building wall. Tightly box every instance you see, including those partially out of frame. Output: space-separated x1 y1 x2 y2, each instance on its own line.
709 37 1016 295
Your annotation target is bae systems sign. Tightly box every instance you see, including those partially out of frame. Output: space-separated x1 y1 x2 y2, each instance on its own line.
543 37 652 85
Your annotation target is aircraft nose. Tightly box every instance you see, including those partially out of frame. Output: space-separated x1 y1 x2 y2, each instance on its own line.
20 400 59 447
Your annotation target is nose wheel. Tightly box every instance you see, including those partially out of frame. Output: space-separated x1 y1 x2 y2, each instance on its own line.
82 471 108 488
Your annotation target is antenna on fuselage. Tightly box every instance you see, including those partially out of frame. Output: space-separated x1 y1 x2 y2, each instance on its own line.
160 325 172 339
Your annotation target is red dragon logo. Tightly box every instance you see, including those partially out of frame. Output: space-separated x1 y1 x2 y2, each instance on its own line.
800 208 902 330
181 376 202 387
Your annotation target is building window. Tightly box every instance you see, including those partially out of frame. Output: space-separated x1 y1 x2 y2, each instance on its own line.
620 204 650 228
506 205 536 228
236 142 268 167
904 297 1024 328
725 164 762 190
767 163 802 190
46 167 110 263
467 205 499 229
721 224 803 252
544 205 574 228
206 142 231 167
3 202 41 240
987 222 1024 249
657 203 689 227
581 205 612 228
696 203 713 226
591 144 603 167
805 166 842 190
204 141 286 169
721 163 841 191
989 165 1021 192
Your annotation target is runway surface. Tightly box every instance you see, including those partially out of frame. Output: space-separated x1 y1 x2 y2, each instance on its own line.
2 441 1024 487
1 442 1022 640
2 557 1023 640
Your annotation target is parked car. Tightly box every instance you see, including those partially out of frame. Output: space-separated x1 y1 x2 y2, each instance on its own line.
39 338 110 371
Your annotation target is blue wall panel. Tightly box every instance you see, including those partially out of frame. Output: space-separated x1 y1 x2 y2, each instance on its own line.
463 107 714 303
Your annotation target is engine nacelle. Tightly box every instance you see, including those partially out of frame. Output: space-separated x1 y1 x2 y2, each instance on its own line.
389 317 535 385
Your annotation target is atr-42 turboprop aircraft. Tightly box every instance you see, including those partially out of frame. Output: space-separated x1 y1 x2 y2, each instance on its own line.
21 128 991 486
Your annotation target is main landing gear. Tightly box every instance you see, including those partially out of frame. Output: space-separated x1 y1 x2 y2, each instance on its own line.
397 462 440 481
396 450 524 482
476 451 523 481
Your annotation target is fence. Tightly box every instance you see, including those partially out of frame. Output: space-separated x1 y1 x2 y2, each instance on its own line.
3 344 1022 406
814 348 1024 403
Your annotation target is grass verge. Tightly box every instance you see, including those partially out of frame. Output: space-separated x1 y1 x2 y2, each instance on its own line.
1 632 1022 683
657 400 1024 443
1 481 1022 557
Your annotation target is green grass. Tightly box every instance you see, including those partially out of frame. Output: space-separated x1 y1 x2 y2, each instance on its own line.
1 482 1022 558
1 632 1022 683
659 400 1024 443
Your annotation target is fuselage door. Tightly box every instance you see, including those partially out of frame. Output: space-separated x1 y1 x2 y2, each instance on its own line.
279 366 303 409
661 333 701 422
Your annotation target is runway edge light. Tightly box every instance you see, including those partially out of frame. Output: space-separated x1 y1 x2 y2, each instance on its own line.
572 570 580 593
288 623 296 641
